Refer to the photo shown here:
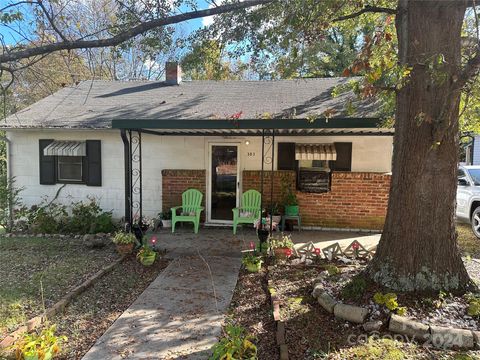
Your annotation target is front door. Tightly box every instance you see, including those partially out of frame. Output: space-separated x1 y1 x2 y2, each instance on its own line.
209 144 239 222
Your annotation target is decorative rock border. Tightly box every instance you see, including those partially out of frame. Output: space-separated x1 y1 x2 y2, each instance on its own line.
312 278 480 349
0 255 125 350
266 267 289 360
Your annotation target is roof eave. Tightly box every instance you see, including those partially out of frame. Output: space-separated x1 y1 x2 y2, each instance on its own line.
111 117 385 130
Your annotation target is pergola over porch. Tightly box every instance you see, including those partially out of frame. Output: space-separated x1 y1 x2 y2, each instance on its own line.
111 117 393 230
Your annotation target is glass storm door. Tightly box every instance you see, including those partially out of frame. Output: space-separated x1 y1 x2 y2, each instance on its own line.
210 145 238 221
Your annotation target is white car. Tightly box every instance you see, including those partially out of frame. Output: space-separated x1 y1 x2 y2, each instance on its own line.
457 165 480 238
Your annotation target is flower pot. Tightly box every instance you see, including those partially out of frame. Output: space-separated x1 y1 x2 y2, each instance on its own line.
257 229 269 243
161 219 172 228
271 215 282 224
245 261 262 273
285 205 299 216
116 243 134 255
139 253 156 266
274 247 290 260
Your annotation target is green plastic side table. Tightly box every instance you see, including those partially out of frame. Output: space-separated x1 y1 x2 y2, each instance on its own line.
281 215 302 231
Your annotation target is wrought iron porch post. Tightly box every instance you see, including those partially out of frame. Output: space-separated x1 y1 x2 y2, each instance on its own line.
120 129 143 230
260 129 276 235
130 130 142 223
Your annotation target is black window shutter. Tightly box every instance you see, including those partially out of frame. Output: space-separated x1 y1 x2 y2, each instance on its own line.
39 139 55 185
332 142 352 171
277 143 297 170
86 140 102 186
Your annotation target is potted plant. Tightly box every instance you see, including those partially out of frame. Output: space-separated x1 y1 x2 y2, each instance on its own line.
268 202 282 224
242 253 263 272
254 216 277 243
269 234 294 259
160 211 172 228
283 189 299 216
136 244 157 266
112 231 136 255
281 176 299 216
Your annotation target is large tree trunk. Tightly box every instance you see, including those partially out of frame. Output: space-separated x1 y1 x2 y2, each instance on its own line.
366 0 473 292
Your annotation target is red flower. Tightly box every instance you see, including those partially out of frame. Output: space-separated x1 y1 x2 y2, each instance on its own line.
249 241 255 250
352 242 360 251
313 248 321 256
151 236 157 244
285 248 293 258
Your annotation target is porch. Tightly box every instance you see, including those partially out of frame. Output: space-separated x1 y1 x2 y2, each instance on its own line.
114 118 393 232
151 227 380 258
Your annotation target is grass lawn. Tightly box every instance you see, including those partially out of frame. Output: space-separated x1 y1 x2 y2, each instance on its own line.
457 223 480 258
0 235 169 359
0 236 118 338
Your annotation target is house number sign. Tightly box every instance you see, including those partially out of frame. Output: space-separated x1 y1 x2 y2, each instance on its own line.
247 152 256 157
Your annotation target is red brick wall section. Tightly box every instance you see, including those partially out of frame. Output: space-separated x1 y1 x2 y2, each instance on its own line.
242 170 391 230
161 170 206 219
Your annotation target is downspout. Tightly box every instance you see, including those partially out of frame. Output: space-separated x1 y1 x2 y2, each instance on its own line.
0 135 13 229
120 129 131 227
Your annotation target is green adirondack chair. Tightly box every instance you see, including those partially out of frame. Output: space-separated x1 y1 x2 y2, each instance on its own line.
232 190 262 235
171 189 204 234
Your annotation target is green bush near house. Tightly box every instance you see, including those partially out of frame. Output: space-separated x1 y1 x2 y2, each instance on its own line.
15 197 116 235
65 198 116 234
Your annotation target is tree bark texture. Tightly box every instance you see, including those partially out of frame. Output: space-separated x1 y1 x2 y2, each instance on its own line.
366 0 472 292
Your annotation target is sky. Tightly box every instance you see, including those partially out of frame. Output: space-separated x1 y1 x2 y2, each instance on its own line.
0 0 216 45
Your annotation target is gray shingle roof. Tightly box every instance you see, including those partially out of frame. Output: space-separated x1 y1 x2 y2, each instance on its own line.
1 77 379 129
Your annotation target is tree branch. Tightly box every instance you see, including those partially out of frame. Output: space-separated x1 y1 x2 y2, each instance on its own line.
332 5 397 22
0 1 37 13
460 47 480 85
37 0 68 42
0 0 273 64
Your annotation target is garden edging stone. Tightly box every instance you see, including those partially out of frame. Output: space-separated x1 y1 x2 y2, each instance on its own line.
317 291 338 313
312 283 480 349
334 303 369 323
430 325 474 349
388 314 430 342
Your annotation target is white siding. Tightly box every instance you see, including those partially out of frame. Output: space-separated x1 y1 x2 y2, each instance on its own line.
6 129 393 219
473 136 480 165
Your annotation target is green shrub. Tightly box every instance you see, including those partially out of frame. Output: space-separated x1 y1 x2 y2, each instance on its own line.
241 253 263 267
347 338 407 360
0 177 24 232
465 294 480 317
374 292 407 316
10 324 67 360
29 202 68 234
112 231 136 245
269 234 294 250
19 197 116 235
66 198 116 234
341 276 368 300
325 265 340 276
210 324 257 360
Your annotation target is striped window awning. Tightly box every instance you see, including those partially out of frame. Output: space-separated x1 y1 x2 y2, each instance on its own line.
43 141 86 157
295 144 337 161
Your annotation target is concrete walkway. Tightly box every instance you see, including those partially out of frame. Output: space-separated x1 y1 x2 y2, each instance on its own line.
82 255 241 360
81 228 379 360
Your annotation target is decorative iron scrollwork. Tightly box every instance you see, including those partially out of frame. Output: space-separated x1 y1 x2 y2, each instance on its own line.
129 131 142 222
